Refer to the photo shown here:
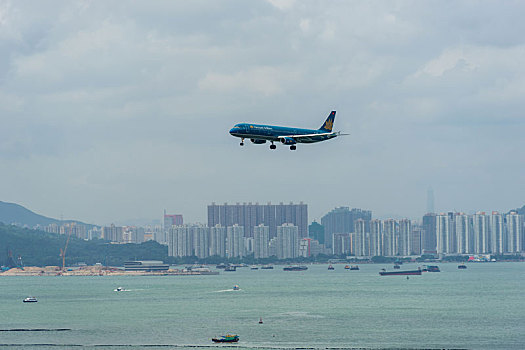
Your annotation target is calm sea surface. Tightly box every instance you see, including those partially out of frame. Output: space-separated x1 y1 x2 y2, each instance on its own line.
1 262 524 350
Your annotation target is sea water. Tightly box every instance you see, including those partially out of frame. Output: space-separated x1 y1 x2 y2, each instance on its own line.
1 262 524 349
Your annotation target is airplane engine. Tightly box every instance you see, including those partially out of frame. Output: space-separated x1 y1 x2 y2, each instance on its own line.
280 137 296 145
251 139 266 144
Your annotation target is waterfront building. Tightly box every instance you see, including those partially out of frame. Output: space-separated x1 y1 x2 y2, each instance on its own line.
422 213 437 252
490 212 504 255
436 214 450 255
321 207 372 249
382 219 398 256
410 226 423 255
226 224 245 258
124 260 169 272
398 219 411 256
472 212 490 253
253 224 270 259
369 219 383 256
276 223 299 259
208 202 307 238
191 225 210 259
505 212 523 253
454 213 470 254
168 225 193 257
209 225 226 257
354 219 369 257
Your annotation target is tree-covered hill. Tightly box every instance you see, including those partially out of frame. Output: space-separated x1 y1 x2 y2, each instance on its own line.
0 223 168 267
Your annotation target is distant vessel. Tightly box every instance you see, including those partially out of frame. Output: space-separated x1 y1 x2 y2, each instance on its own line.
344 265 350 269
23 297 38 303
250 265 259 270
328 265 335 270
350 265 359 270
259 317 263 324
283 265 308 271
114 287 125 292
379 268 422 276
261 265 274 270
212 334 239 343
458 264 467 269
216 263 227 269
423 265 440 272
224 265 236 272
233 285 240 290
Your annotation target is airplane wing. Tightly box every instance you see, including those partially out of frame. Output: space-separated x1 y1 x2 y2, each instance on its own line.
278 131 348 143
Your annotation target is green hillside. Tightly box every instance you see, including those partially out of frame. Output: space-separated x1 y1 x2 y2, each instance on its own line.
0 223 168 267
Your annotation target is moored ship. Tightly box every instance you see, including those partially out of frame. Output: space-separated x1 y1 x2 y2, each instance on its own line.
212 334 239 343
379 268 422 276
283 265 308 271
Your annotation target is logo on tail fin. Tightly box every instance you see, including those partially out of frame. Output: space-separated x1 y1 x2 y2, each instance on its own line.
319 111 336 132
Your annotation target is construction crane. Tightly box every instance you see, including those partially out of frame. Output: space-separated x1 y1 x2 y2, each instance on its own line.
60 223 74 271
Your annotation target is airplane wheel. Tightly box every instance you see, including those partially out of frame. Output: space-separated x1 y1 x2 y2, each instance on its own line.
270 145 276 150
290 145 296 150
240 142 244 146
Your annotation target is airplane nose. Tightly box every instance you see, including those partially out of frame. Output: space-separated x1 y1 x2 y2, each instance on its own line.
229 127 238 135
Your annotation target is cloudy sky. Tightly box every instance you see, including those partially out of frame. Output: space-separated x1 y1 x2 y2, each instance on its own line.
1 0 524 225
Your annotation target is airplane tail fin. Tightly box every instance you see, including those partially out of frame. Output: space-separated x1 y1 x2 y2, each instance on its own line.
319 111 336 132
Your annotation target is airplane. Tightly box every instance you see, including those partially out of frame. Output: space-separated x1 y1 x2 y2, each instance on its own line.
229 111 346 150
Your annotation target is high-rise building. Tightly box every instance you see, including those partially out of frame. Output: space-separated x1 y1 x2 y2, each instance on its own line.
226 224 245 258
398 219 412 256
209 225 226 257
369 219 383 256
455 213 470 254
472 212 490 253
410 226 423 255
276 223 299 259
382 219 398 256
422 213 437 253
191 225 210 259
505 212 523 253
164 213 183 228
490 212 504 255
321 207 372 249
354 219 369 257
253 224 269 259
332 233 351 256
207 202 307 238
102 224 123 242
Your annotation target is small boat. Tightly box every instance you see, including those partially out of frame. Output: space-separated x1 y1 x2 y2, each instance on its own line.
250 265 259 270
261 265 274 269
233 285 240 290
224 265 236 272
259 317 263 324
283 265 308 271
458 264 467 269
328 265 335 270
114 287 125 292
393 264 401 269
350 265 359 270
23 297 38 303
216 263 227 269
212 334 239 343
344 265 350 269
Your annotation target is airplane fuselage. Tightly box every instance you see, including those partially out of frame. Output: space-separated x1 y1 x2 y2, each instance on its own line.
229 124 337 144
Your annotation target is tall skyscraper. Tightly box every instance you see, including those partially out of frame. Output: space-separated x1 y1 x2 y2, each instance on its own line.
398 219 412 256
472 212 490 253
370 219 383 256
490 212 504 254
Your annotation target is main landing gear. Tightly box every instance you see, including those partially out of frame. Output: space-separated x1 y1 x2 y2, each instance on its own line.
270 142 276 150
290 145 296 150
240 138 244 146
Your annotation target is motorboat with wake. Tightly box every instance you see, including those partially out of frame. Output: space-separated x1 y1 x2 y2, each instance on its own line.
23 297 38 303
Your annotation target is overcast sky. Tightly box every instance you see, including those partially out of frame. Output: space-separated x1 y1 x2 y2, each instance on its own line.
1 0 524 226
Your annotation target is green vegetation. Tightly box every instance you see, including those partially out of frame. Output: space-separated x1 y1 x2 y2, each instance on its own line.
0 223 167 267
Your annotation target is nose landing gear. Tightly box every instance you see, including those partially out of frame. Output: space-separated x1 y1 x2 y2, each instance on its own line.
240 138 244 146
270 142 276 150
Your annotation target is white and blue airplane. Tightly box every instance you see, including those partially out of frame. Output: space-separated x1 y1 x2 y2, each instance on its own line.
229 111 346 150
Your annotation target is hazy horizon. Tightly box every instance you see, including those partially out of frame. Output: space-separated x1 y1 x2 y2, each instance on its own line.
1 1 524 225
